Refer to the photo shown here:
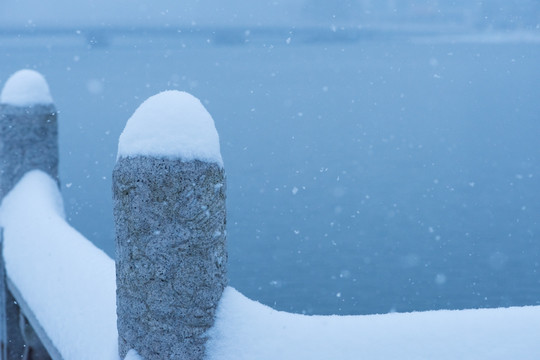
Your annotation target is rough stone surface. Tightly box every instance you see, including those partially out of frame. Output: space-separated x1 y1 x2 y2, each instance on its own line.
5 289 23 359
113 156 227 360
0 230 8 359
0 104 59 198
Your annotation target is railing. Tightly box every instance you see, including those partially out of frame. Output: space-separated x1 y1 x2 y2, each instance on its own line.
0 70 225 360
0 69 539 360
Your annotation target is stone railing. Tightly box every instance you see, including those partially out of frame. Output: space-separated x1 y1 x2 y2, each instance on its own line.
0 69 226 360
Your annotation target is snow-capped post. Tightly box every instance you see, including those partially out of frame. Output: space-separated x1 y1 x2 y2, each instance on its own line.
0 69 59 197
113 91 227 360
0 70 57 359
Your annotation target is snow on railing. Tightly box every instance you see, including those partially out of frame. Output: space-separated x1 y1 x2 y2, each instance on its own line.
0 171 118 360
0 69 540 360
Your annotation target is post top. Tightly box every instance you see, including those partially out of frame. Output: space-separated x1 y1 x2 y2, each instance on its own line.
0 69 54 106
118 90 223 167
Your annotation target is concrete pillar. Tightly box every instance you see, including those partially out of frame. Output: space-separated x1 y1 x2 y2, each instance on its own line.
113 91 227 360
0 69 57 360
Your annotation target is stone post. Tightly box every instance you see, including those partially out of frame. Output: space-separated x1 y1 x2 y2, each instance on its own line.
0 70 59 196
113 91 227 360
0 69 57 359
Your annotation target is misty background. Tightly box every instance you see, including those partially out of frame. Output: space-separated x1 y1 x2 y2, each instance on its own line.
1 1 540 29
1 0 540 315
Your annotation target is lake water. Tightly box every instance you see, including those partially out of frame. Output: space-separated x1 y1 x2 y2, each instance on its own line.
2 30 540 315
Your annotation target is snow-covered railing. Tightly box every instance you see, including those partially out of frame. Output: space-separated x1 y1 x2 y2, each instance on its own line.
0 69 540 360
0 70 227 360
0 70 118 360
0 171 118 360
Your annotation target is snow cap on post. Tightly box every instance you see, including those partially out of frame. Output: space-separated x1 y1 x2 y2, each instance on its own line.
117 90 223 166
0 69 53 106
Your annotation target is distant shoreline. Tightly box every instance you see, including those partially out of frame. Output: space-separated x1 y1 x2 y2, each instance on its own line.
2 24 539 47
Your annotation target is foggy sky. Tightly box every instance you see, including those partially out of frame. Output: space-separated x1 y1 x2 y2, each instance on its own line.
1 1 537 29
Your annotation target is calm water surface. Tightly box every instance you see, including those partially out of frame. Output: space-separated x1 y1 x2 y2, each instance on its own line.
2 33 540 314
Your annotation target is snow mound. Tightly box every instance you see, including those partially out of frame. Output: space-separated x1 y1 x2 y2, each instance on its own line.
0 69 53 106
0 170 118 360
206 287 540 360
117 90 223 166
124 349 143 360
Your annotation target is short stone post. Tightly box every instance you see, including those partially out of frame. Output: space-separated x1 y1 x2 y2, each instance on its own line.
0 69 57 359
113 91 227 360
0 69 59 196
